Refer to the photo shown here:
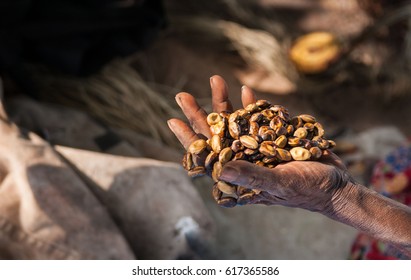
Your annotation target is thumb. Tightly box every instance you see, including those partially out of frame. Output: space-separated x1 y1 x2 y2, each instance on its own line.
219 160 285 192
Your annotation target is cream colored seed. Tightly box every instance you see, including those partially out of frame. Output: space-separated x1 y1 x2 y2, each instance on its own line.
240 135 259 149
210 134 222 153
290 147 311 161
228 121 240 139
294 127 308 139
188 139 207 154
288 136 301 147
219 147 233 164
274 135 287 148
310 146 322 159
210 121 225 137
207 112 222 126
216 180 237 195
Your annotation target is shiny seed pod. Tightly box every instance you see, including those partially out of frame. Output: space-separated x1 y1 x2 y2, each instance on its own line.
250 112 263 122
276 148 292 161
212 162 223 182
237 186 250 196
294 127 308 139
188 139 207 154
275 126 288 136
219 147 233 165
301 139 313 149
259 141 277 157
210 134 222 153
231 140 244 153
210 121 225 137
237 192 255 205
217 197 237 208
290 147 311 161
270 104 286 113
212 183 223 201
188 166 207 177
228 121 241 139
255 161 265 167
240 135 259 149
312 135 322 141
286 124 294 135
205 151 218 169
244 148 258 155
182 152 194 171
269 116 284 130
252 134 263 143
300 114 316 123
274 135 287 148
288 136 301 147
314 122 325 137
310 146 322 159
258 125 271 136
228 111 239 123
304 122 315 131
237 109 251 119
245 103 259 113
278 109 290 122
328 140 336 148
219 111 231 119
233 151 245 161
216 180 237 195
256 99 271 109
290 116 303 128
207 112 223 126
249 121 259 136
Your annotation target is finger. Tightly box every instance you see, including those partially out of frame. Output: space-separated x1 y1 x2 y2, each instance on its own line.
241 85 257 107
321 150 347 170
167 118 199 150
210 75 233 113
175 92 211 138
219 160 289 193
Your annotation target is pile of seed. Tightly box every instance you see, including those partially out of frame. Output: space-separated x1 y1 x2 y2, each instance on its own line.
182 100 335 208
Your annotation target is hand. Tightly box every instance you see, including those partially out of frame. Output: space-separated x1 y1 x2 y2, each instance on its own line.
168 75 354 214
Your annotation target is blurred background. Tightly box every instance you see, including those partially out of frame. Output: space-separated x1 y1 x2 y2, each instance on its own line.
2 0 411 259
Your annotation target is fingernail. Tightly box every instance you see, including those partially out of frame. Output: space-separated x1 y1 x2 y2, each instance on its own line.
219 165 239 182
241 85 247 93
210 77 214 89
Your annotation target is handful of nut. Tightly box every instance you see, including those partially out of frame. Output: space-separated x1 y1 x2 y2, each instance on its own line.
182 99 336 208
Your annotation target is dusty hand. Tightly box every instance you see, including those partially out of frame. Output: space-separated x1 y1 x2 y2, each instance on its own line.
168 75 354 214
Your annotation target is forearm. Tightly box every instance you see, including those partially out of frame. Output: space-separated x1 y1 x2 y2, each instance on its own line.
326 182 411 257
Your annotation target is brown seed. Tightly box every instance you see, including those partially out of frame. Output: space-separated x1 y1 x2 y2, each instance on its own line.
317 138 330 149
228 121 241 139
278 109 290 122
212 183 222 201
261 130 276 141
290 116 303 128
219 147 233 164
228 111 239 123
250 112 263 122
237 109 251 119
300 139 312 149
188 166 207 177
212 162 223 182
240 135 259 149
276 148 292 161
262 156 277 164
288 136 301 147
270 104 285 112
216 180 237 195
255 161 265 167
210 121 225 137
310 146 322 159
275 126 288 136
269 116 284 130
256 99 271 109
258 125 271 136
274 135 287 148
286 124 294 135
294 127 308 139
300 114 316 123
259 141 276 157
314 122 325 137
248 153 264 162
219 111 231 119
188 139 207 154
205 151 218 169
217 197 237 208
231 140 244 153
249 121 259 136
244 148 258 155
182 152 194 171
233 151 245 161
290 147 311 161
237 192 255 205
237 186 250 196
210 134 222 153
304 122 315 131
245 103 259 113
207 112 223 126
328 140 336 148
261 109 275 120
